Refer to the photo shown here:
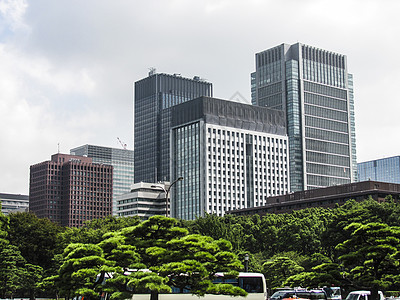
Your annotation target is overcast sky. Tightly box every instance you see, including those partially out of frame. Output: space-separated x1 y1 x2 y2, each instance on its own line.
1 0 399 195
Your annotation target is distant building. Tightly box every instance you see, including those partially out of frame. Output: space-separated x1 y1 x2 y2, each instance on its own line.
358 156 400 184
134 71 212 183
170 96 289 220
0 193 29 215
251 43 357 192
115 182 168 219
70 144 134 214
29 153 113 227
228 181 400 216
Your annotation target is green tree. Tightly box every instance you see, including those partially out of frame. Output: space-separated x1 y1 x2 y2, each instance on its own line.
7 212 64 271
322 198 400 258
284 261 342 288
336 222 400 300
56 216 246 300
57 243 114 300
262 256 304 290
275 208 333 256
0 202 9 245
121 216 246 300
20 263 44 300
0 244 26 298
59 215 141 247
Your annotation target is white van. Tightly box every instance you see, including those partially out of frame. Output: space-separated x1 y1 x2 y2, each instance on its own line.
345 291 385 300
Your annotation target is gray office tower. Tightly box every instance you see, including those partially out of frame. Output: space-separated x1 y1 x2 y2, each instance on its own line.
251 43 357 191
70 144 134 214
134 71 212 183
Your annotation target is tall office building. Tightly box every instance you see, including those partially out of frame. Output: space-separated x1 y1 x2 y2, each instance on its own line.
70 144 134 214
251 43 357 191
29 153 113 227
134 71 212 183
170 96 288 220
358 156 400 184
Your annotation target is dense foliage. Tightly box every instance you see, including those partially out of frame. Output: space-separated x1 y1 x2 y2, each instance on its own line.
1 197 400 299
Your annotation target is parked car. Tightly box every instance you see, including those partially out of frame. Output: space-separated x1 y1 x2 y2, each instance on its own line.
345 291 385 300
270 289 328 300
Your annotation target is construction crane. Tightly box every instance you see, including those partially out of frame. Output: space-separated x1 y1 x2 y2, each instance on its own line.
117 137 127 150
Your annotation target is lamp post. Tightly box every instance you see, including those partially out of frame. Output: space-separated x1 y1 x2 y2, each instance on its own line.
151 176 183 217
244 253 249 272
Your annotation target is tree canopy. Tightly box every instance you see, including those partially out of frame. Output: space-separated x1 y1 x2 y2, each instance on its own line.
3 198 400 298
54 216 246 300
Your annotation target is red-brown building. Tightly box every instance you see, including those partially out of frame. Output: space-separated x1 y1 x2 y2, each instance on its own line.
29 153 113 227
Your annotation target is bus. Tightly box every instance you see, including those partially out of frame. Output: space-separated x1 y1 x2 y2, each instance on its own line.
131 272 268 300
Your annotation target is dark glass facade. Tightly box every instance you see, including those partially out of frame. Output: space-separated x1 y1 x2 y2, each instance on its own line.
252 43 357 191
134 72 212 183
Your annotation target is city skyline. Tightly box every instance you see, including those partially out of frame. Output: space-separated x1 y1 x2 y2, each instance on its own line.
1 0 399 194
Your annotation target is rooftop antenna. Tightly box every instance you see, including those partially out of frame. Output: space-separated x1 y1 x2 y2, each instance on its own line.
58 143 60 153
148 67 156 76
117 137 127 150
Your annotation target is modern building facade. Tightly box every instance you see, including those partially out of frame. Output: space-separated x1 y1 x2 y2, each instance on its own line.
358 156 400 184
251 43 357 192
0 193 29 215
70 144 134 214
170 96 289 220
29 153 113 227
228 180 400 216
115 182 168 219
134 71 212 183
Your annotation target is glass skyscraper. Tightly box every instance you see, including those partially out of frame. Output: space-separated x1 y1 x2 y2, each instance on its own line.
134 71 212 183
252 43 357 191
70 144 134 214
358 156 400 184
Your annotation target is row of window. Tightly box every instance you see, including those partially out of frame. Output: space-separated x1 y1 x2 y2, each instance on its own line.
306 151 350 167
303 59 346 88
304 104 348 122
304 92 347 111
305 115 348 133
307 174 350 187
306 162 351 178
305 127 349 144
305 138 350 156
304 81 347 100
258 81 282 98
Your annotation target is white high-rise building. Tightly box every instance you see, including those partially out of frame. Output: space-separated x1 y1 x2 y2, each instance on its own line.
170 96 289 220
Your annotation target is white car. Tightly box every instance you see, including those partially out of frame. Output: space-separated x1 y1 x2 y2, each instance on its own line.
345 291 385 300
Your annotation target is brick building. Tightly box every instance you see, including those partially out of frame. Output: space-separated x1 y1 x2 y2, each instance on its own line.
29 153 113 227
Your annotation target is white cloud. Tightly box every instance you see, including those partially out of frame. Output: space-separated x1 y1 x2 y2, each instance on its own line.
0 0 28 32
0 37 100 193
